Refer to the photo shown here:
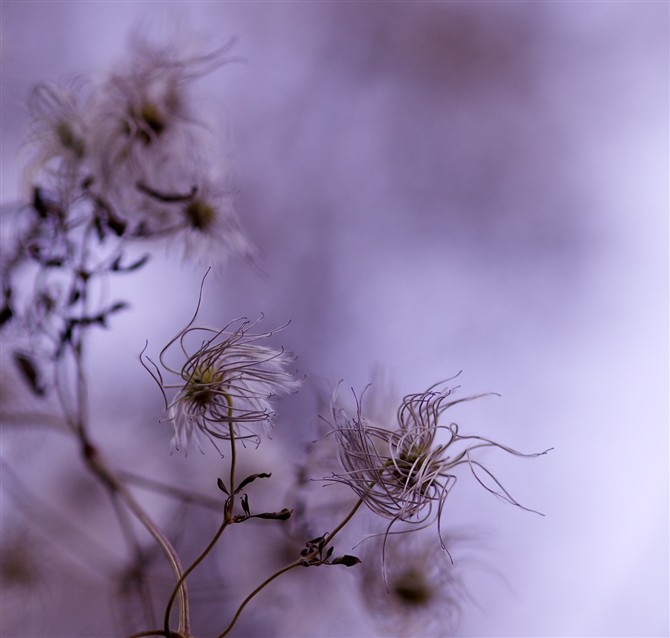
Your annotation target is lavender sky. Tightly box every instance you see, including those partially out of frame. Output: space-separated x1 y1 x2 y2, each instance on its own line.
1 2 668 637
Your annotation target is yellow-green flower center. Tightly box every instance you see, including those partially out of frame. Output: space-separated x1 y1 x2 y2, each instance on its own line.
392 568 432 606
56 120 85 158
138 101 166 136
389 451 424 483
185 199 216 231
183 365 223 406
124 101 166 144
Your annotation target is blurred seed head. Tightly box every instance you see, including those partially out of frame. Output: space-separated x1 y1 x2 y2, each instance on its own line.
142 286 301 453
360 531 471 638
325 377 549 548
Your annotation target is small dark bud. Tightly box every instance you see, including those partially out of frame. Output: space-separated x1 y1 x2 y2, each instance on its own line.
68 288 81 306
253 508 292 521
56 325 73 358
13 352 45 396
106 211 127 237
235 472 272 493
90 192 125 239
112 254 150 273
136 181 197 202
44 258 64 268
32 187 61 219
216 478 229 495
331 555 361 567
241 494 251 517
107 301 129 315
82 441 97 459
32 187 45 217
94 215 105 242
308 535 325 546
0 304 12 327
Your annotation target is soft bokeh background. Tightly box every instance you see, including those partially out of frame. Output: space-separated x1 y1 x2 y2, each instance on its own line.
1 2 667 637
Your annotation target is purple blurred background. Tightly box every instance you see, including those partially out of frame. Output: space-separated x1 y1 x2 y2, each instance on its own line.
1 2 668 637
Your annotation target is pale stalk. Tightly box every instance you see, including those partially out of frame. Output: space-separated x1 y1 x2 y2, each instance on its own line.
164 394 236 637
68 258 189 633
217 496 366 638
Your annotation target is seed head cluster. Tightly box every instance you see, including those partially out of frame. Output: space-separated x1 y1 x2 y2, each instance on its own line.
328 380 549 542
361 532 469 638
143 309 301 453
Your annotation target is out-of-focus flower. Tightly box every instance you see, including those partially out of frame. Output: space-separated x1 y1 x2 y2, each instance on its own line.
135 170 254 264
90 37 234 196
22 81 91 199
142 297 301 452
0 524 56 636
360 532 469 638
327 379 550 541
178 179 253 265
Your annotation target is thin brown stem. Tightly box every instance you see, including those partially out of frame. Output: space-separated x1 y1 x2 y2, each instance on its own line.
323 497 364 549
226 393 237 502
217 495 366 637
125 630 168 638
163 518 228 637
164 393 236 637
109 492 156 628
81 445 190 633
60 237 191 633
119 470 221 511
218 561 303 638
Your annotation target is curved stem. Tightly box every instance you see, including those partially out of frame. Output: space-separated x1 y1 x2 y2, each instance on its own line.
226 393 237 499
109 492 156 627
163 518 228 637
113 464 190 632
164 394 236 637
218 561 302 638
217 496 366 638
60 246 191 632
81 446 190 633
119 470 221 511
323 497 364 549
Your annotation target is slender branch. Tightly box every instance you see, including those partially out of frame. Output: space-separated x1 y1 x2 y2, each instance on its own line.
81 446 190 633
218 561 303 638
125 631 168 638
163 518 229 637
164 393 236 637
226 393 237 503
0 411 69 431
216 495 366 637
118 470 221 511
323 497 364 549
0 457 117 577
109 492 156 628
136 180 197 203
58 228 191 633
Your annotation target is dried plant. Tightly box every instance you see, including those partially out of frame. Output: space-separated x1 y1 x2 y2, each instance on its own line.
0 32 551 638
326 380 550 556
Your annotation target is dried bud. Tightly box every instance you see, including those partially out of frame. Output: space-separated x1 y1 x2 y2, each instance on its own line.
331 555 361 567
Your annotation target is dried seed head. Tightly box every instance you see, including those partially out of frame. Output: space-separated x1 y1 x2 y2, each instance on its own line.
392 567 433 606
360 532 470 638
142 282 301 453
326 378 550 543
184 199 216 231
